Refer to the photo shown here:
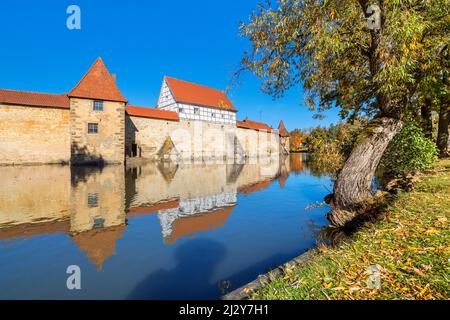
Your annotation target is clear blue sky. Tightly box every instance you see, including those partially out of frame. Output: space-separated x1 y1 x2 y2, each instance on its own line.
0 0 340 130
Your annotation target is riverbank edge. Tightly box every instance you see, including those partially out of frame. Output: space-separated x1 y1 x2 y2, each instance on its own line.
222 250 318 300
223 159 449 300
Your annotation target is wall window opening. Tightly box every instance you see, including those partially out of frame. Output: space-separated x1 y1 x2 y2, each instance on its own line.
93 218 105 229
93 100 104 111
88 193 99 208
88 123 99 134
131 144 139 158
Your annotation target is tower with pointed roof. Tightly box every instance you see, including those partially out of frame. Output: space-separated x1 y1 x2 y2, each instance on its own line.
278 120 290 155
157 76 237 125
69 58 127 164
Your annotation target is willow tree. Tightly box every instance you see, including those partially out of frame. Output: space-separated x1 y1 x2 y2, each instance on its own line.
240 0 449 226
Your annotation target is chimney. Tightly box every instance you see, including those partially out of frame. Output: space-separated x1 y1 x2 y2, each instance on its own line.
112 73 117 83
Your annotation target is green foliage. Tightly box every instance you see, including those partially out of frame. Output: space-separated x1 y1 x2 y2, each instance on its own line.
307 126 344 175
305 121 366 174
380 122 438 176
289 129 308 152
240 0 450 119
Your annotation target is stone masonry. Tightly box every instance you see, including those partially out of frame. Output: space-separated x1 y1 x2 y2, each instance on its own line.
0 57 287 166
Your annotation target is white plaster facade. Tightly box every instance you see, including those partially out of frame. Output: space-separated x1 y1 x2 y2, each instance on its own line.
157 79 237 125
157 191 237 239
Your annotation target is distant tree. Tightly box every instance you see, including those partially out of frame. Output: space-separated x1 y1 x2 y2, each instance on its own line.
307 126 344 175
240 0 449 226
289 129 307 152
413 34 449 157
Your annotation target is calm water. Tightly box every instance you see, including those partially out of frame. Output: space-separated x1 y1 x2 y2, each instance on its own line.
0 154 332 300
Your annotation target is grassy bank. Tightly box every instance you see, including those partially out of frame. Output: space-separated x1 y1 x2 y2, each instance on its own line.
252 160 450 300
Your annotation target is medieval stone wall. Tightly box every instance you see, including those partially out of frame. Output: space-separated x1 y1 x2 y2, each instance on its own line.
126 116 280 162
0 102 280 166
0 104 70 165
236 127 280 159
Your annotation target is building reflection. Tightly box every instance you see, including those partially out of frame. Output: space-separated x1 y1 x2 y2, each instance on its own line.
0 154 310 270
158 192 237 244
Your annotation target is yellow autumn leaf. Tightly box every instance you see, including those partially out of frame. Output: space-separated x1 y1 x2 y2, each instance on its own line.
242 288 253 294
425 228 439 236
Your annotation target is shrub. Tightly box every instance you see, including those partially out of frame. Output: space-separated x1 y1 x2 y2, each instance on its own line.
380 122 438 177
306 122 366 175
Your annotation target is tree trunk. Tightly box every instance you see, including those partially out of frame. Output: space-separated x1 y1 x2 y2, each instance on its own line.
437 103 449 158
328 117 404 227
421 98 433 140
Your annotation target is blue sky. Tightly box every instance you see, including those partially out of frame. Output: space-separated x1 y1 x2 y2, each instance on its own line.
0 0 340 130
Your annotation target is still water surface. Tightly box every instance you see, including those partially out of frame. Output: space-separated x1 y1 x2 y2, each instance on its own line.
0 154 332 299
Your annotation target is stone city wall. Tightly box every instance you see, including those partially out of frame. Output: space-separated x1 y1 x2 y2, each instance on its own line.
126 115 280 162
0 104 70 165
0 102 280 165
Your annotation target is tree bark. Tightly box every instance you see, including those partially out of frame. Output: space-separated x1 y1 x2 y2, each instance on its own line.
421 98 433 140
437 103 449 158
328 117 404 227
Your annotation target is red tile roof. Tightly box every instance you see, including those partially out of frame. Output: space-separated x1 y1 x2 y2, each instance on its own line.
0 89 69 109
127 199 180 215
69 57 128 103
0 220 70 241
237 119 273 132
165 206 235 244
165 76 237 112
238 178 274 195
72 225 125 271
278 120 289 137
126 105 180 121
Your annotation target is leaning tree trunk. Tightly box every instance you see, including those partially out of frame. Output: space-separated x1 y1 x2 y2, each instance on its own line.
328 117 404 227
437 103 449 158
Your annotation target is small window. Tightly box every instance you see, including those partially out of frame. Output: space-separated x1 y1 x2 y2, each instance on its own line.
93 218 105 229
93 100 104 111
178 108 184 113
211 113 215 118
194 108 199 115
88 123 99 134
88 193 99 207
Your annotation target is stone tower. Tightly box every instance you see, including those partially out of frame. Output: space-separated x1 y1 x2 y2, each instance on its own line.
68 58 127 165
278 120 290 155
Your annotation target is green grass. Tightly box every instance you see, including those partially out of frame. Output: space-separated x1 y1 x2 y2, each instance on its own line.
252 160 450 300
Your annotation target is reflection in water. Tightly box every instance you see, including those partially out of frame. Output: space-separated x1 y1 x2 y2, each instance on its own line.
158 192 237 244
0 154 332 299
